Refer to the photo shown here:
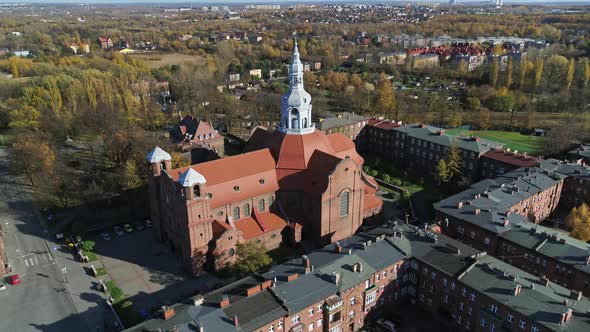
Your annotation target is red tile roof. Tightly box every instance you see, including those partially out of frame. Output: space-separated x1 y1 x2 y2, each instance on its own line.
367 119 402 130
169 149 279 209
233 211 288 240
482 149 539 167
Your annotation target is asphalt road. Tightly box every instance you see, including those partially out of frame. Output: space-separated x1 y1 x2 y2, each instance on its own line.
0 148 87 332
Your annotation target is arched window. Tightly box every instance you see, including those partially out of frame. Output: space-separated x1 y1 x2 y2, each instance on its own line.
340 192 349 217
193 185 200 198
244 203 250 216
160 161 167 171
291 117 299 129
303 117 308 128
259 199 265 212
268 196 274 207
233 206 240 220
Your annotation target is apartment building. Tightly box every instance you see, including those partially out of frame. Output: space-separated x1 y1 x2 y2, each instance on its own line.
362 123 503 182
568 144 590 164
480 148 539 178
125 223 590 332
539 159 590 209
315 112 371 141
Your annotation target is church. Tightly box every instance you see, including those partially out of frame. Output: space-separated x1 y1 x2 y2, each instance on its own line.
147 39 382 275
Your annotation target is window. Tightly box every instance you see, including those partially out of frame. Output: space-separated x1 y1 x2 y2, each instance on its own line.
244 203 250 216
349 297 356 306
259 179 265 184
278 321 283 329
233 185 240 192
291 315 300 325
490 304 497 313
366 291 377 305
507 314 514 323
259 199 265 212
329 326 340 332
268 196 274 207
442 278 448 287
309 308 314 316
269 325 274 332
489 323 496 332
443 295 448 303
348 310 354 318
308 323 314 331
467 306 472 316
193 185 200 198
459 301 464 310
340 192 349 216
431 272 437 280
531 325 539 332
484 237 490 245
469 293 476 302
480 318 487 327
519 320 526 330
317 319 322 327
462 288 468 297
233 206 240 220
228 248 235 256
458 226 464 234
317 304 323 313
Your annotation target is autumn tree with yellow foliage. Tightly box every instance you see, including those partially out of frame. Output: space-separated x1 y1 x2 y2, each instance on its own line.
566 203 590 241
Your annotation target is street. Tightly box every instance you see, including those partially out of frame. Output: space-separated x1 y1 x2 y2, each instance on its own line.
0 148 88 332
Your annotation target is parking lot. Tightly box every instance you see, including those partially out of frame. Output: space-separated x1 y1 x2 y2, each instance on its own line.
93 224 218 317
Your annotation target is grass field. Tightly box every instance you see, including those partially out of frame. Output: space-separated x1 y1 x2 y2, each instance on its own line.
127 52 205 68
446 129 545 155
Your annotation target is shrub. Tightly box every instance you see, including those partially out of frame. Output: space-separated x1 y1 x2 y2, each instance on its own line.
381 174 391 183
370 170 379 177
362 165 370 174
106 281 124 302
81 240 95 252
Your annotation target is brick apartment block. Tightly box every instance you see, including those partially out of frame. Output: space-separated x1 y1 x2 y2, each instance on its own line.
126 223 590 332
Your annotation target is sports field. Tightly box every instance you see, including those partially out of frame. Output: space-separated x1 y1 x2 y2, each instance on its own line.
445 129 545 155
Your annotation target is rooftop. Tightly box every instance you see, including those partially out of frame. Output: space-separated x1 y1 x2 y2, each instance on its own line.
433 166 564 234
482 148 539 168
394 123 503 154
568 144 590 160
315 112 370 131
499 222 590 274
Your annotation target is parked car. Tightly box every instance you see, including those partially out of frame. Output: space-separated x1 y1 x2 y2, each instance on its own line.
123 224 133 233
9 274 21 286
0 283 7 291
100 232 111 241
134 223 145 232
376 319 399 332
144 219 152 228
114 226 124 237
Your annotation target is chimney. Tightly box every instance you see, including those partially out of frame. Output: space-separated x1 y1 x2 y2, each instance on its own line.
331 271 341 284
570 290 583 301
474 208 481 215
261 279 272 290
219 294 230 308
353 262 363 273
193 295 204 306
246 285 261 297
457 202 463 209
348 248 352 255
513 284 522 296
302 255 310 268
287 273 299 282
335 241 342 254
559 238 566 244
560 309 573 325
233 315 239 327
162 306 175 320
539 276 550 287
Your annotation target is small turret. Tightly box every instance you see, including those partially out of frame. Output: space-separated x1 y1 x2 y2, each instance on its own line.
177 168 207 200
146 146 172 176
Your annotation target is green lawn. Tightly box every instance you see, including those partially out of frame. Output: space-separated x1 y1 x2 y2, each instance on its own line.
445 129 544 155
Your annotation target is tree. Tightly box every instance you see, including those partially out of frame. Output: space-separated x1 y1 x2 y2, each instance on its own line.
434 159 450 184
566 203 590 241
566 58 575 90
233 242 272 275
445 144 462 181
505 58 513 88
374 73 397 119
9 137 56 186
582 58 590 86
466 97 481 111
81 240 96 252
518 59 529 89
478 108 491 130
534 58 544 89
490 58 499 89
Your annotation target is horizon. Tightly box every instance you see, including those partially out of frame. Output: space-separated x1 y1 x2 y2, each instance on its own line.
2 0 590 4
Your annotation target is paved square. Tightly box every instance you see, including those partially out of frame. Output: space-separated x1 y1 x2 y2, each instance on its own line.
94 229 217 315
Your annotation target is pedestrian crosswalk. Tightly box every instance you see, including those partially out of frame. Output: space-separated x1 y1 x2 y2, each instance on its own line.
22 252 53 268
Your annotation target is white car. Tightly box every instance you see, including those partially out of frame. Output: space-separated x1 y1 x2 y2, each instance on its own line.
0 284 7 291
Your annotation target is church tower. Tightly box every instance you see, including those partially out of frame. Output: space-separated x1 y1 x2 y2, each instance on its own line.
279 35 315 135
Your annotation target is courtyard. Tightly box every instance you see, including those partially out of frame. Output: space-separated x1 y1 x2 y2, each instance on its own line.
92 228 218 318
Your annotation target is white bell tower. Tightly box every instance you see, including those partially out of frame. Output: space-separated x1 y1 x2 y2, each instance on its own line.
279 33 315 135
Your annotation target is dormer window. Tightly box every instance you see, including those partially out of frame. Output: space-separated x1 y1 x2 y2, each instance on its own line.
160 161 167 171
193 186 200 198
259 179 265 184
291 108 299 115
233 186 240 192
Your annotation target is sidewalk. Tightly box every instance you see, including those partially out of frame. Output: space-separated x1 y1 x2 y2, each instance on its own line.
38 210 117 331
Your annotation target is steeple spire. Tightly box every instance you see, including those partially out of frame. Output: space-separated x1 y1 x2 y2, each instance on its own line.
278 33 314 135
